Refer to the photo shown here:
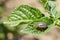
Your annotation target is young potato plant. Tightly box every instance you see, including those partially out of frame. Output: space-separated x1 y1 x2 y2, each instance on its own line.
3 0 60 35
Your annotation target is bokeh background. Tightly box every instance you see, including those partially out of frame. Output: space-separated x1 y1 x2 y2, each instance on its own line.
0 0 60 40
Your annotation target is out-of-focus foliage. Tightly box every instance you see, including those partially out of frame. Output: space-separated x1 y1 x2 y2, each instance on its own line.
0 18 5 40
0 7 5 15
0 0 5 5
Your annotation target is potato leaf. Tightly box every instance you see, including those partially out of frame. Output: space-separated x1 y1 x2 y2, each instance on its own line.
3 5 54 35
56 11 60 19
4 5 45 32
39 0 57 18
8 5 44 21
55 20 60 26
55 11 60 26
45 1 57 18
19 17 54 35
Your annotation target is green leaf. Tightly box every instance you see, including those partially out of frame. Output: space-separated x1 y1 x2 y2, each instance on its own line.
19 17 53 35
3 5 54 35
39 0 57 18
8 5 44 21
3 20 33 32
45 1 57 18
4 5 44 32
55 20 60 27
56 11 60 19
55 11 60 26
